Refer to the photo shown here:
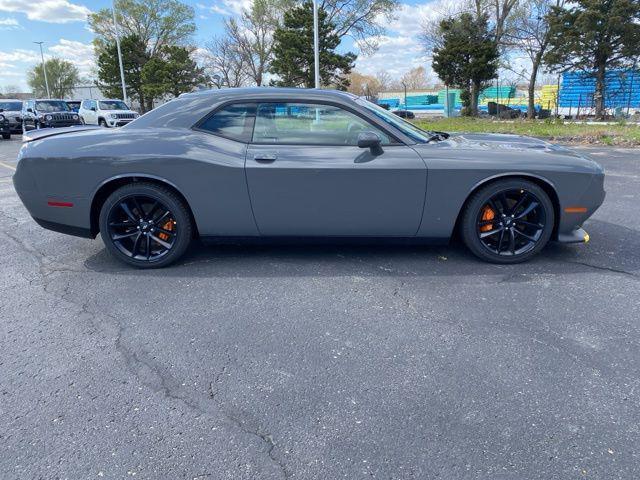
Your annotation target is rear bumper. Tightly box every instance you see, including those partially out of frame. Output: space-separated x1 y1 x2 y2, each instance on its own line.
13 159 94 238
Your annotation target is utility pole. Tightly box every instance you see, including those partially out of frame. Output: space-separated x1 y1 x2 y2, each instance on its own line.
112 0 128 104
34 42 50 98
312 0 320 89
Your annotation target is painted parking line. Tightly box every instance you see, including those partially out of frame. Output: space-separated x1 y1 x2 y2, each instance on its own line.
0 160 16 171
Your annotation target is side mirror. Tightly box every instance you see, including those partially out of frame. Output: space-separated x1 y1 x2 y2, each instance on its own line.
27 108 33 113
357 131 383 155
90 107 96 112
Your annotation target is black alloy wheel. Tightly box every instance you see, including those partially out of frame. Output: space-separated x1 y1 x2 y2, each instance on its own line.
99 183 193 268
461 179 554 263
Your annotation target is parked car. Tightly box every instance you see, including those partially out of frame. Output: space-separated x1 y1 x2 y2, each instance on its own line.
21 99 82 132
13 88 605 268
79 99 139 128
393 109 415 119
0 99 23 133
66 100 82 113
0 112 10 139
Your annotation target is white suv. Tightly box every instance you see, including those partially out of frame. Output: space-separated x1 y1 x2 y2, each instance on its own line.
79 99 139 128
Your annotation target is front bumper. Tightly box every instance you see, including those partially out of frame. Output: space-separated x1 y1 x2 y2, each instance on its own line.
106 118 134 127
41 121 83 128
557 227 590 244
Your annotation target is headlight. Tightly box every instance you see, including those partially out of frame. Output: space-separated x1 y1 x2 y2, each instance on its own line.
0 114 5 121
73 114 79 120
45 115 52 121
134 112 139 118
109 113 116 118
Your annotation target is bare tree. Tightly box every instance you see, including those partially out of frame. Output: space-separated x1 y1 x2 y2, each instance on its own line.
225 0 285 86
422 0 520 55
505 0 565 118
375 70 392 91
399 66 430 91
203 37 248 88
320 0 399 54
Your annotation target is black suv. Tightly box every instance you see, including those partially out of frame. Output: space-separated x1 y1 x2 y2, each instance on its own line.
22 99 82 132
0 112 9 139
0 99 23 134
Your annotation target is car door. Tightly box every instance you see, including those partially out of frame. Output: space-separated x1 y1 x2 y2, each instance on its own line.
245 101 427 236
86 100 98 124
24 101 35 129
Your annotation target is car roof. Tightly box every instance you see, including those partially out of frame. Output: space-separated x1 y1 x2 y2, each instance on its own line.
0 99 22 102
181 87 357 101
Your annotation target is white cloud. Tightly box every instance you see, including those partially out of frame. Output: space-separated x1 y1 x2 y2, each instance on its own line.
355 35 427 79
0 0 90 23
355 0 467 82
0 17 21 29
49 38 95 78
197 0 251 16
0 39 95 90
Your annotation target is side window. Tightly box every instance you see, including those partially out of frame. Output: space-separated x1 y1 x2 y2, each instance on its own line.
252 103 391 146
91 100 97 109
196 103 256 142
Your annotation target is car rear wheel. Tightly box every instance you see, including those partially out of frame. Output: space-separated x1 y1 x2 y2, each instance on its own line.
99 183 193 268
460 179 555 264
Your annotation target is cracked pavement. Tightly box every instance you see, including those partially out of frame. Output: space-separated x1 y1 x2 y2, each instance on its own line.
1 136 639 479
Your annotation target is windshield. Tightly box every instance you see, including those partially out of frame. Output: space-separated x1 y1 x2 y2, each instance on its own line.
100 100 130 110
36 101 70 112
355 97 435 143
0 101 22 111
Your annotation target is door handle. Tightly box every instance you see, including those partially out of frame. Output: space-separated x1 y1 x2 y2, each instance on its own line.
253 153 277 163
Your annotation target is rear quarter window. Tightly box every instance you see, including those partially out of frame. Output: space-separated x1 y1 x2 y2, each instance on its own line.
195 103 256 143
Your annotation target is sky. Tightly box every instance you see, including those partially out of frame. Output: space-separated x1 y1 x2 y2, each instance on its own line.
0 0 457 91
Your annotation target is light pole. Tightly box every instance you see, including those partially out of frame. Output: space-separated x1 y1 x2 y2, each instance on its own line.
312 0 320 89
112 0 128 104
34 42 50 98
401 81 407 110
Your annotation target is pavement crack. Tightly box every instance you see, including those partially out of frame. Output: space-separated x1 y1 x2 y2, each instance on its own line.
563 260 638 279
207 351 290 479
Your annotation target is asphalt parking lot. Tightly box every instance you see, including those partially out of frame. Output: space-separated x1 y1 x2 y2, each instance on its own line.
0 135 639 479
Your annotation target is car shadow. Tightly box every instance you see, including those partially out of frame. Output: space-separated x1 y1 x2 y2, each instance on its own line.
83 219 639 280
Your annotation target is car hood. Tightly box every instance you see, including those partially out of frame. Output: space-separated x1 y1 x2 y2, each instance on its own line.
39 111 76 116
447 132 576 153
417 132 604 173
102 110 137 114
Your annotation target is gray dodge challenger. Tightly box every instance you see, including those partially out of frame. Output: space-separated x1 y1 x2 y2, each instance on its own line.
13 88 605 268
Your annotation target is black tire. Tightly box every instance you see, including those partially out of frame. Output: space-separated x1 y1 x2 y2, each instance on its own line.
99 118 108 128
1 133 9 140
460 178 555 264
99 183 193 268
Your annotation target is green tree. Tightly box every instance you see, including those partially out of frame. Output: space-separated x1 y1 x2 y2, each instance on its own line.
90 0 196 111
432 13 499 116
27 58 80 98
270 1 356 89
544 0 640 119
97 35 151 110
141 46 206 99
88 0 196 56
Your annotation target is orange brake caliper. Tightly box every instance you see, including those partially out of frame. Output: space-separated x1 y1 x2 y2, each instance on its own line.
158 219 174 241
479 206 495 232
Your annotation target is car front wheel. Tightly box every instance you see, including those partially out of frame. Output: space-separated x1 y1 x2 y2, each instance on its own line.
99 183 193 268
460 179 555 264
